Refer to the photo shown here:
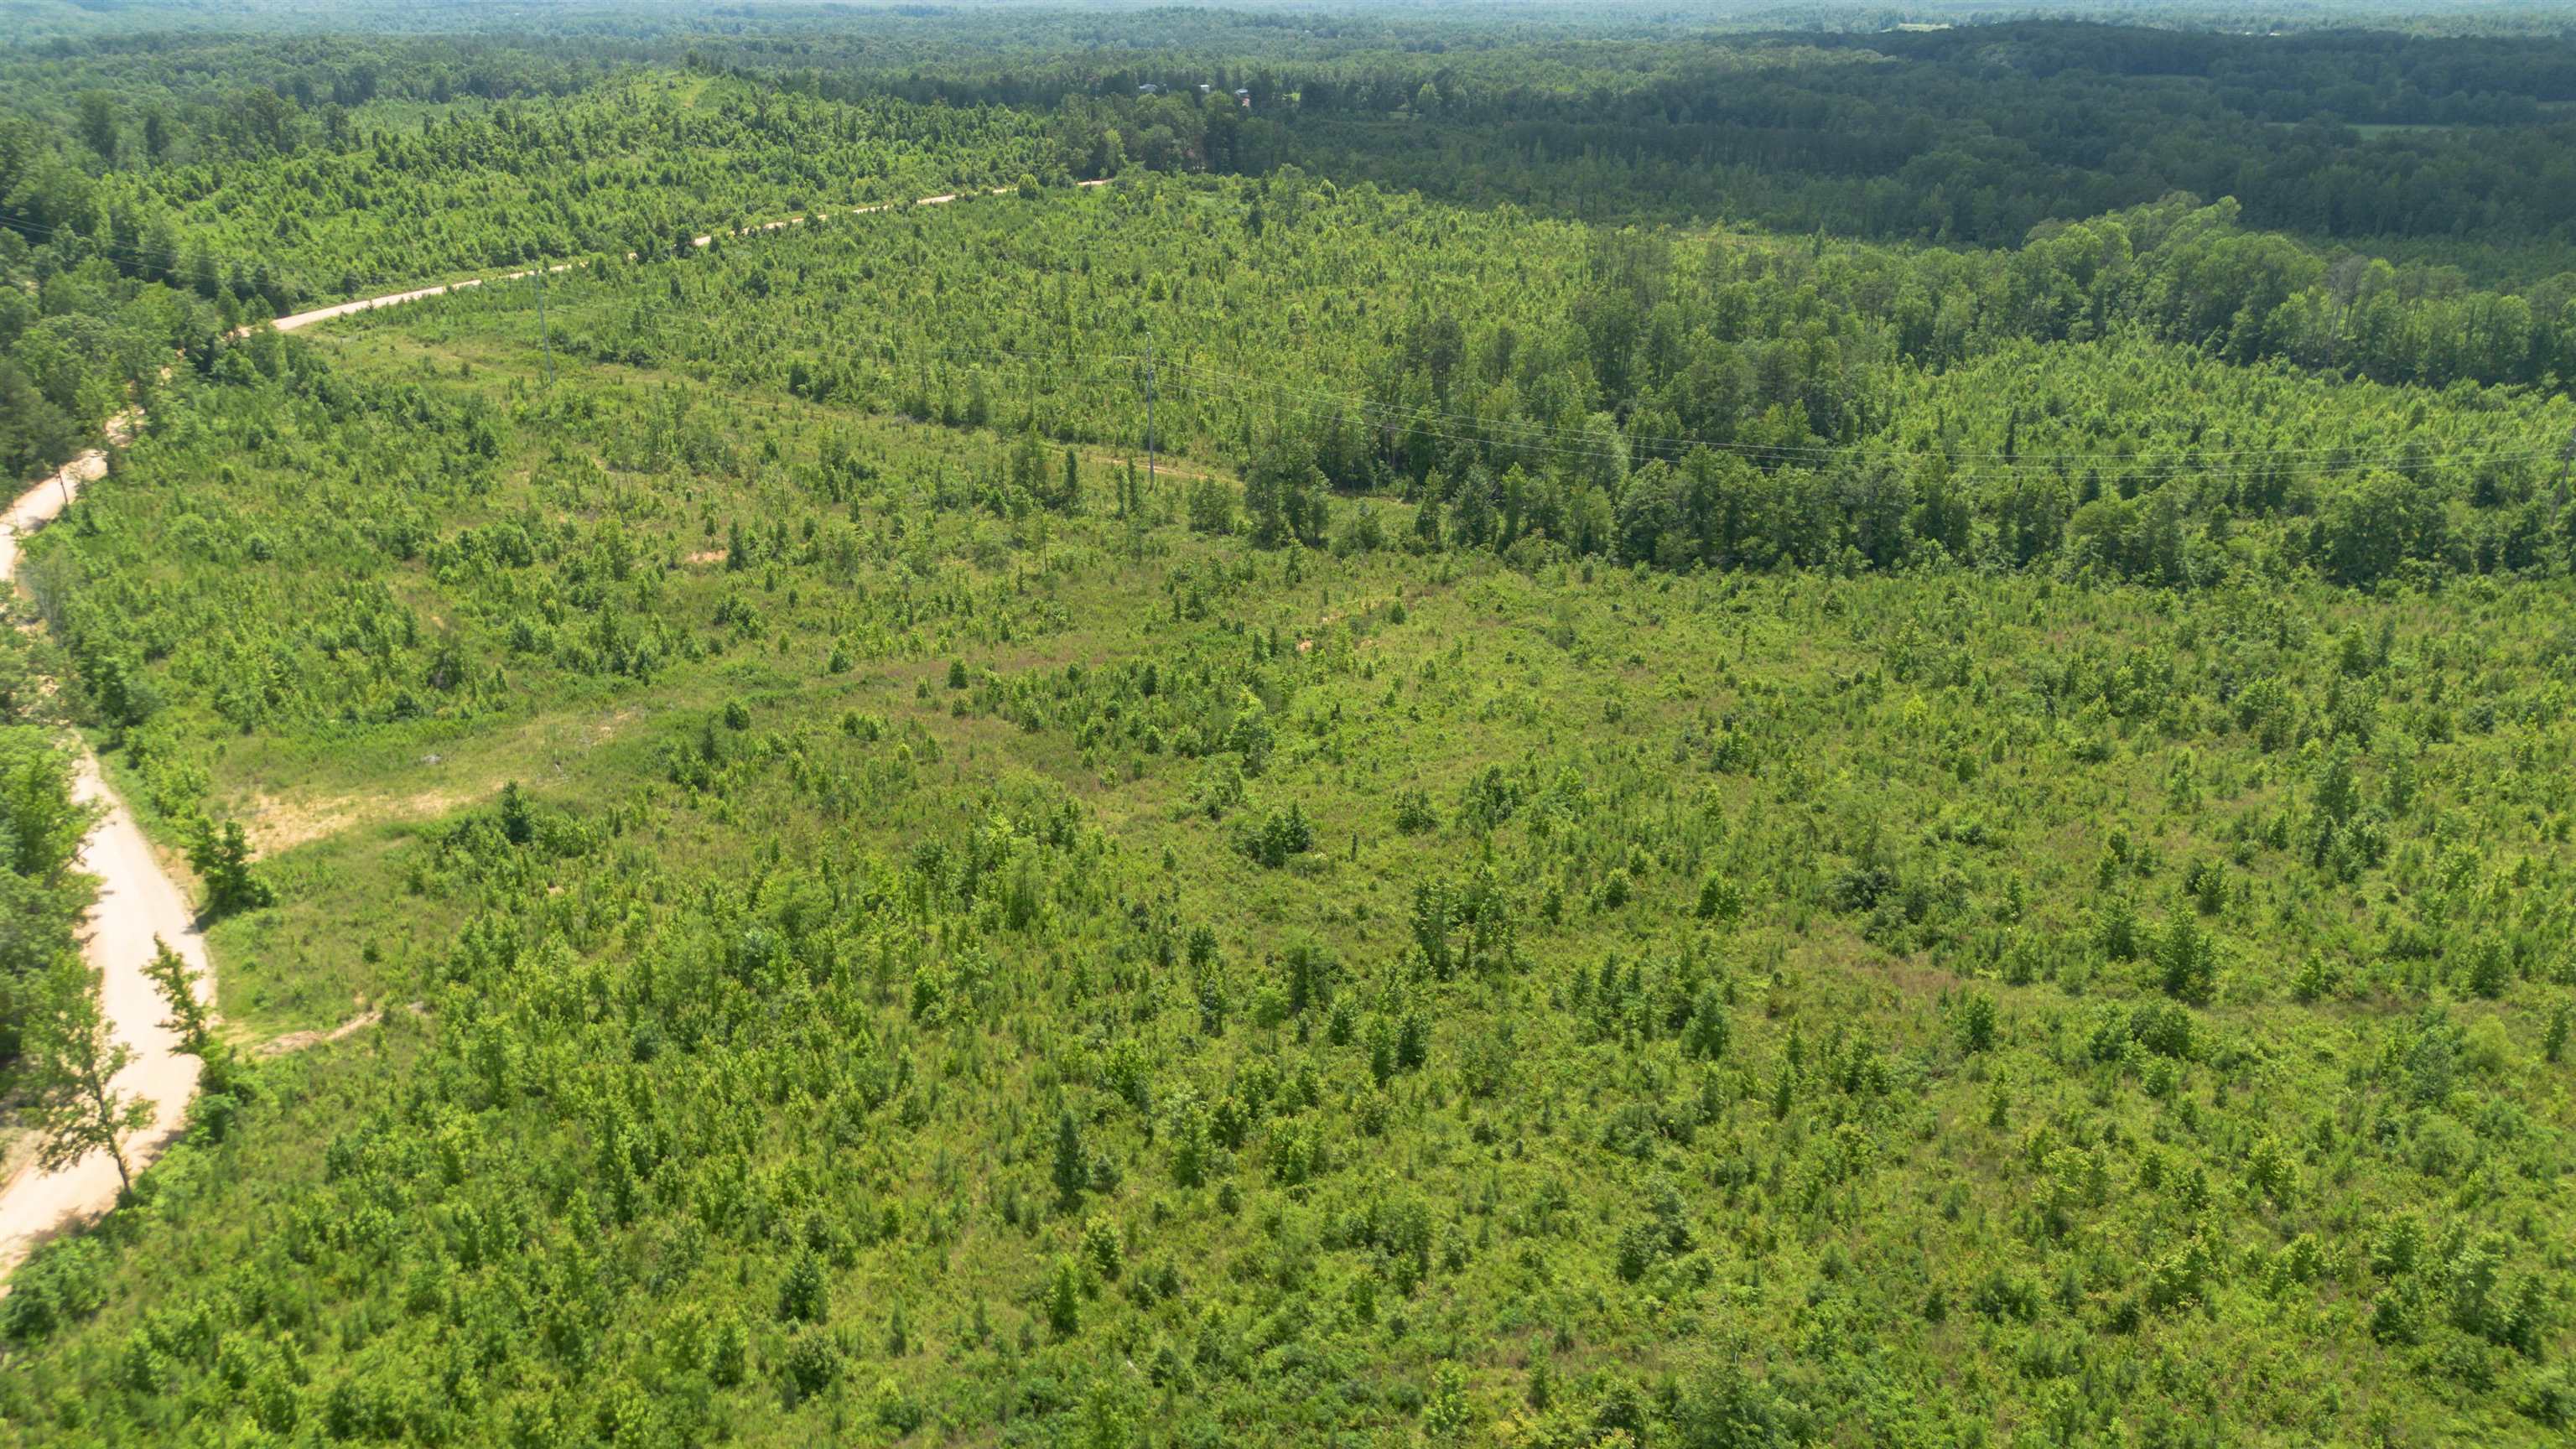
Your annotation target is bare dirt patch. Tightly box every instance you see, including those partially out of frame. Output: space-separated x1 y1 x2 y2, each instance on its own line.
257 1000 427 1058
245 786 473 853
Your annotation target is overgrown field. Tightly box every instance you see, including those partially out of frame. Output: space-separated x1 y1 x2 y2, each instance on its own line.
2 177 2573 1444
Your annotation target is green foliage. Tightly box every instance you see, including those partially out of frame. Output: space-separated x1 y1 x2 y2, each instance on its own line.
19 955 153 1192
1046 1256 1082 1338
1955 991 1997 1054
184 818 273 919
776 1249 828 1324
1 1237 107 1345
0 726 98 1070
6 16 2576 1449
140 935 231 1094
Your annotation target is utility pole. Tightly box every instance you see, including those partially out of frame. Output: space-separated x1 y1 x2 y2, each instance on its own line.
1145 331 1156 494
535 262 555 388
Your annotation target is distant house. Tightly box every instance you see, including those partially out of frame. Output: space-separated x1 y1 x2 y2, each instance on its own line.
1234 89 1252 108
1138 82 1161 95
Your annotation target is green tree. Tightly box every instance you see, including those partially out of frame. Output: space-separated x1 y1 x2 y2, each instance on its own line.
1187 476 1234 536
1244 440 1322 548
2155 915 2217 1005
498 782 534 846
1957 992 1997 1053
0 736 98 883
74 91 118 161
1052 1108 1088 1206
139 936 231 1093
186 820 273 918
23 957 154 1196
1046 1255 1083 1337
779 1248 829 1322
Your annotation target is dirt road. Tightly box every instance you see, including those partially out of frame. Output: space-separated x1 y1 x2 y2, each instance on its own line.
278 179 1109 333
0 442 214 1286
0 174 1105 1285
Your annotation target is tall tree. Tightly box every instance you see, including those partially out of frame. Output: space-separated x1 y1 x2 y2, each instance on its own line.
73 91 117 162
141 936 230 1093
23 957 154 1195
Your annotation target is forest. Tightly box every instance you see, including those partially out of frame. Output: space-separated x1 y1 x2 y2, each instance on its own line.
2 3 2574 1447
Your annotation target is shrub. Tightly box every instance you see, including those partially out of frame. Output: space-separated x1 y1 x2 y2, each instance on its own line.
782 1332 842 1398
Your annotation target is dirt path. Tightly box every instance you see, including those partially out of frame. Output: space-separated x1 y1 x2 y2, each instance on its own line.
257 1001 423 1059
0 175 1106 1285
278 179 1108 333
0 443 213 1286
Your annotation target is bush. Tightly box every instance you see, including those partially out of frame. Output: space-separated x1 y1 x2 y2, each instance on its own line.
1695 873 1744 922
3 1238 109 1343
1957 992 1997 1054
186 819 274 917
1239 802 1314 867
875 1377 925 1433
781 1332 842 1398
779 1249 828 1323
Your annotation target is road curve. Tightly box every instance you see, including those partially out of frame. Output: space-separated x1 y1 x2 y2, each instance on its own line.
0 443 215 1287
0 174 1111 1285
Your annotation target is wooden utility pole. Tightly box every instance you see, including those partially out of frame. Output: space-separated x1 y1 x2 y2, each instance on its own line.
1145 331 1156 493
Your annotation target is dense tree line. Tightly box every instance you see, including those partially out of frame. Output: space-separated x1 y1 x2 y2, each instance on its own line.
1 71 1062 475
0 237 235 480
439 174 2573 593
0 724 101 1080
18 17 2576 315
802 20 2576 262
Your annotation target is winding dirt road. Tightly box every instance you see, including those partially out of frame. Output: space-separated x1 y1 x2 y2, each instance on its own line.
0 175 1109 1285
0 438 214 1285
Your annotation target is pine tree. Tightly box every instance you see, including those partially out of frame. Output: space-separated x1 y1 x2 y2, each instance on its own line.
778 1249 829 1322
1413 494 1445 553
1046 1256 1083 1337
1957 992 1997 1053
1052 1109 1088 1206
499 781 535 845
2155 915 2217 1005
